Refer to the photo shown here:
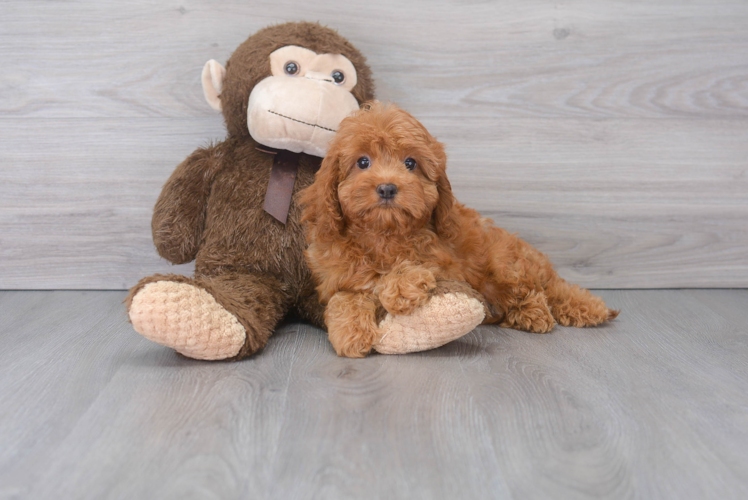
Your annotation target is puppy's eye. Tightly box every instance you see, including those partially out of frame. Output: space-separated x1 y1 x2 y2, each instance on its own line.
284 61 299 76
331 70 345 85
356 157 370 169
404 158 417 171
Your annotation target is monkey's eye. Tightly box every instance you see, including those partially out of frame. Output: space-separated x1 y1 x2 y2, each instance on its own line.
356 157 370 169
284 61 299 76
331 70 345 85
404 158 417 171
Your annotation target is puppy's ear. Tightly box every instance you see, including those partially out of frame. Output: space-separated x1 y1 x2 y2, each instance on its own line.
300 148 345 241
432 147 460 241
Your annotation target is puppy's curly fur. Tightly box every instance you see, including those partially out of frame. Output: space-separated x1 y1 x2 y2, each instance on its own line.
301 102 618 357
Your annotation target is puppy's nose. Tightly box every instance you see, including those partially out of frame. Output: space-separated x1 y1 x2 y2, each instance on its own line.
376 183 398 200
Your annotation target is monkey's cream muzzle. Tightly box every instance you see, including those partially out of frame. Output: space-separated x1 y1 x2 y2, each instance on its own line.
202 45 361 158
247 75 359 157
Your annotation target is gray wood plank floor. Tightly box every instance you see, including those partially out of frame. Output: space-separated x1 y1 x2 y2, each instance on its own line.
0 290 746 499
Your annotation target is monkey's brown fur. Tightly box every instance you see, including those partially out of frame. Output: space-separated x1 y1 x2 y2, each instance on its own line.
125 22 375 359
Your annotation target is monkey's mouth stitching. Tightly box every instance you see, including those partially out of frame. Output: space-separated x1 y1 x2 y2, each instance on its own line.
267 110 336 133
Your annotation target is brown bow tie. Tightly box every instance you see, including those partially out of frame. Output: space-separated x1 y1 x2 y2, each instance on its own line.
257 147 321 225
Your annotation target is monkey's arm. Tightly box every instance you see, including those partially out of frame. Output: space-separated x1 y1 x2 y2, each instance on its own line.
152 145 221 264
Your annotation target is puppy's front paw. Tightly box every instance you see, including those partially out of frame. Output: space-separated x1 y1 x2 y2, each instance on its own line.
324 292 378 358
377 267 437 316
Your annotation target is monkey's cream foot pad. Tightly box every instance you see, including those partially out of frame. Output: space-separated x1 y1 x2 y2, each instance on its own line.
374 292 485 354
129 281 246 360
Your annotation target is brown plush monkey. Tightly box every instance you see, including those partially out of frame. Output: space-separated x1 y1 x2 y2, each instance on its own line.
126 22 486 360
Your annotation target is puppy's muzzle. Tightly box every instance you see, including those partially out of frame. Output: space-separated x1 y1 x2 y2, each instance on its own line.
376 183 398 200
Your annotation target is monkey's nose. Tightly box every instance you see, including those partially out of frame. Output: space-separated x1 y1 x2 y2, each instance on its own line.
305 71 334 83
376 184 398 200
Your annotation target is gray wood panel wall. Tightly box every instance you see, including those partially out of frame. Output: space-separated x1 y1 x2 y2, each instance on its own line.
1 0 747 289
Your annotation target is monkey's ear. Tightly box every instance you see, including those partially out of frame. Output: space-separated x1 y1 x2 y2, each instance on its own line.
201 59 226 112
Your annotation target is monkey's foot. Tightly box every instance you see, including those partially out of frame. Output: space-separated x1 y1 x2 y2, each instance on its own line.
128 281 246 360
374 285 486 354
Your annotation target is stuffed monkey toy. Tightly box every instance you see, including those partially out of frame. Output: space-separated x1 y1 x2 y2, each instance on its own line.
126 22 487 359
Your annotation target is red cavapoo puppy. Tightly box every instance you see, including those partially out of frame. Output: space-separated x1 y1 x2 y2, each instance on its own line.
301 102 618 358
